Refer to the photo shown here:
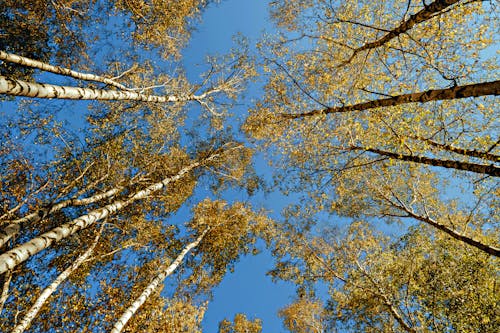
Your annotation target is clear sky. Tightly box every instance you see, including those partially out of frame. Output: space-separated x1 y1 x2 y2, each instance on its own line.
182 1 297 332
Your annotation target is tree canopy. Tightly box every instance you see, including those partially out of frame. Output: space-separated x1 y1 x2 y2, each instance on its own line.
1 0 498 332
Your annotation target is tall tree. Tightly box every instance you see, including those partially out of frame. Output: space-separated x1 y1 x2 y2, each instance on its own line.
111 199 267 332
0 144 245 274
0 0 212 79
0 0 91 78
245 0 499 255
10 225 104 333
267 220 499 332
0 1 259 329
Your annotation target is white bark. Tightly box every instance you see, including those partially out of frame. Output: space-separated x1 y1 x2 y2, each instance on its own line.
0 224 20 248
0 50 130 91
0 270 12 314
10 227 103 333
10 186 123 225
0 149 226 275
0 75 215 103
110 229 208 333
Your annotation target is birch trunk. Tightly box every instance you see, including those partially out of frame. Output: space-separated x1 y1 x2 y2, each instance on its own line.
0 76 215 103
411 136 500 162
378 190 500 257
283 80 500 118
110 229 208 333
0 270 12 314
0 187 123 248
0 51 130 91
10 186 124 226
358 147 500 177
0 149 227 275
10 227 103 333
0 224 20 248
401 207 500 257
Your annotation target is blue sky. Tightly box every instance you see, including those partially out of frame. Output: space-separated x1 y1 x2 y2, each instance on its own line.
182 1 298 331
180 1 299 331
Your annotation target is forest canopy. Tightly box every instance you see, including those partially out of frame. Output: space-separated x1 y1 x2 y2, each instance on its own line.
0 0 498 332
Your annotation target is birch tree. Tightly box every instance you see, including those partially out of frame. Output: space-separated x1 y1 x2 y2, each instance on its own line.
10 224 104 333
0 139 256 331
268 220 499 332
0 143 244 274
0 0 90 79
0 0 263 331
245 0 499 255
110 230 208 333
111 199 267 332
1 0 211 79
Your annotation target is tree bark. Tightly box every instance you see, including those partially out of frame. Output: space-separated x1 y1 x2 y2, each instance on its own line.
0 75 215 103
357 146 500 176
0 187 124 249
0 224 20 248
393 204 500 257
10 227 103 333
0 50 130 91
0 148 229 275
0 270 11 314
282 80 500 118
109 229 208 333
412 136 500 162
10 186 123 226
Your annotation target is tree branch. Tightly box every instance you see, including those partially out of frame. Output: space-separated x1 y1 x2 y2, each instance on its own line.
338 0 464 66
281 80 500 118
352 146 500 176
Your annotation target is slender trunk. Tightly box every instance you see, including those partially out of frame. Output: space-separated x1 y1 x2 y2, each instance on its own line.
109 229 208 333
358 146 500 176
282 80 500 118
0 187 123 248
375 184 500 257
402 208 500 257
0 51 130 91
0 270 12 314
340 0 462 66
0 76 213 103
10 227 103 333
413 136 500 162
10 186 123 226
0 149 227 275
0 224 20 248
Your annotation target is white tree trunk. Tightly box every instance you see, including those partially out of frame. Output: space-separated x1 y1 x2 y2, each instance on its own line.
0 181 123 248
0 270 12 314
0 148 226 275
0 75 214 103
110 229 208 333
0 224 20 248
0 50 130 91
10 227 103 333
10 186 123 225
